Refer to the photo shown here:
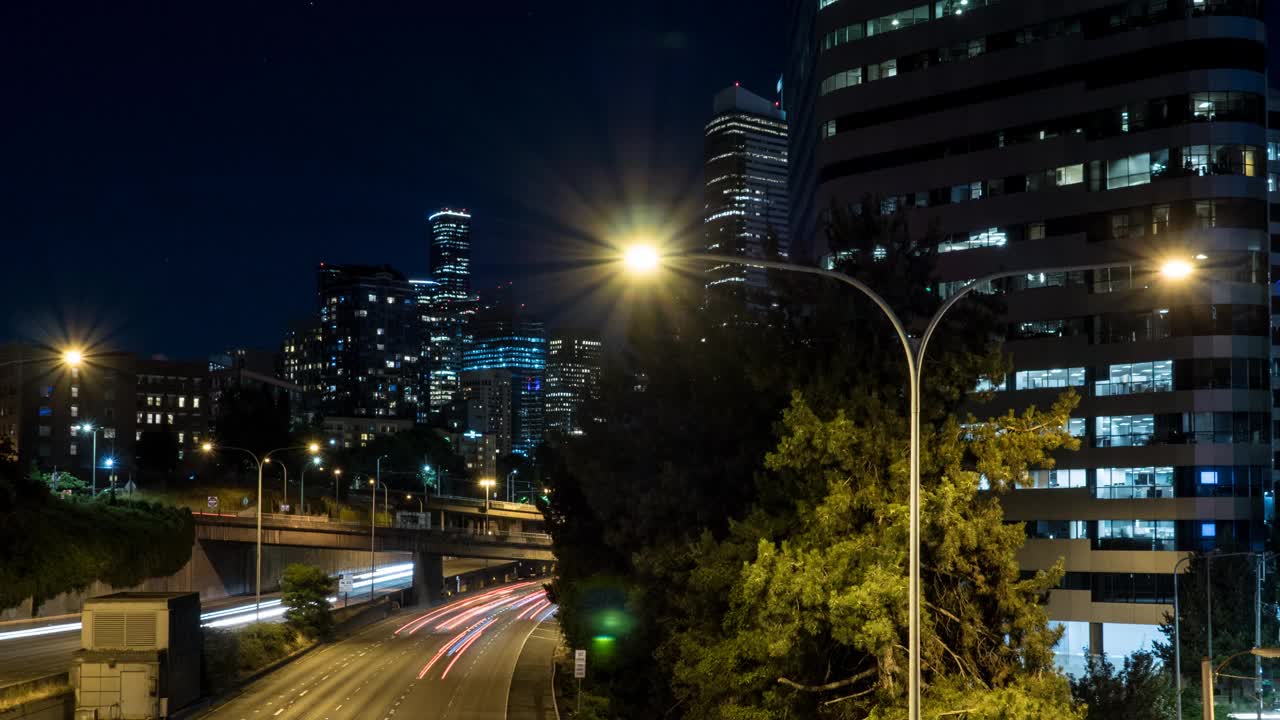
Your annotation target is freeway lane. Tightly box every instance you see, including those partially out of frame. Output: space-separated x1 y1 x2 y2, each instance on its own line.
203 582 557 720
0 561 420 687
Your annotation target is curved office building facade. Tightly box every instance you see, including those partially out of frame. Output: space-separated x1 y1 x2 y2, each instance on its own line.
805 0 1270 671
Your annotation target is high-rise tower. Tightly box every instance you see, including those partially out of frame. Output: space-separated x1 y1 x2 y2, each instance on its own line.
794 0 1270 671
428 208 472 301
544 329 603 437
316 264 421 419
703 85 791 303
424 208 476 413
462 286 546 456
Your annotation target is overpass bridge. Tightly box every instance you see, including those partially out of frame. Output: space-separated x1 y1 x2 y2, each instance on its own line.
192 510 554 604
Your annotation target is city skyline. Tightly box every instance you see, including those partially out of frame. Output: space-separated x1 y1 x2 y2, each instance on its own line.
0 2 787 359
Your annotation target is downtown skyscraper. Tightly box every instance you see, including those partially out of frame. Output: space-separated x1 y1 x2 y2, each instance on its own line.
423 208 475 413
788 0 1270 672
703 84 790 304
315 264 421 419
544 329 603 437
462 284 546 456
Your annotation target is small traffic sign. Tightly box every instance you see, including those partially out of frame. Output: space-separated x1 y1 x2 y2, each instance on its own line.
338 574 353 594
207 496 218 509
574 649 586 679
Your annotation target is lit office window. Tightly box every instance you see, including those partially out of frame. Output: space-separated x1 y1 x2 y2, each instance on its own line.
1095 360 1172 396
1015 367 1085 390
1096 467 1174 499
1094 415 1155 447
1022 468 1086 489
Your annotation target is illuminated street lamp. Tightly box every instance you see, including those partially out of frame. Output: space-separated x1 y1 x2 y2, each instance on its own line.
0 346 86 369
263 457 288 512
299 456 323 515
332 468 344 513
406 493 423 512
1200 647 1280 718
78 423 100 496
479 478 496 513
200 441 321 620
621 243 1197 720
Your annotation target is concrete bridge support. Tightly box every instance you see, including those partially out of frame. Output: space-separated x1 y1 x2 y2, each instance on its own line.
413 553 445 605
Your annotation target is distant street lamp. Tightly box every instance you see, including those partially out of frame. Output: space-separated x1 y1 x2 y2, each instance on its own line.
621 244 1199 720
332 468 344 515
1200 647 1280 719
264 457 288 512
406 493 423 512
479 477 496 516
78 423 101 496
370 455 389 601
0 347 84 370
200 441 320 620
299 456 323 515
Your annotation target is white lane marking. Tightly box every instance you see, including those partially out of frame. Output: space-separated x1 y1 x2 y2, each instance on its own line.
273 710 284 717
335 704 343 710
299 690 308 697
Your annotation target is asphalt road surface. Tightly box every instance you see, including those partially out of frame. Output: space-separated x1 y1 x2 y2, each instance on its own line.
0 562 420 687
203 582 557 720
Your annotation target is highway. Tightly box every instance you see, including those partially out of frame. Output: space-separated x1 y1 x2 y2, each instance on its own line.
0 561 424 687
203 582 558 720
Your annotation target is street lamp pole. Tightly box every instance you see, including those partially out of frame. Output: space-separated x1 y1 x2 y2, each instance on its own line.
300 459 321 515
201 442 319 621
626 248 1197 719
266 459 288 513
371 455 388 601
79 424 100 496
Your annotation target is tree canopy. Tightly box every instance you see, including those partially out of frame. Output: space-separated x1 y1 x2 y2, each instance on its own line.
538 200 1088 717
0 439 195 614
281 563 337 639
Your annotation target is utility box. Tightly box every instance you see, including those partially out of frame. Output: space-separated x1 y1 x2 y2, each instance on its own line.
72 592 201 719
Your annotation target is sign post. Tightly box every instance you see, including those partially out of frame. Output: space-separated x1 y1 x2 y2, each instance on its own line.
338 574 353 606
574 649 586 714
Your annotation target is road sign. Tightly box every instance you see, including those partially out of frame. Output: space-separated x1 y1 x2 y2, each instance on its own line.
207 496 218 509
280 504 291 513
338 574 353 594
574 649 586 679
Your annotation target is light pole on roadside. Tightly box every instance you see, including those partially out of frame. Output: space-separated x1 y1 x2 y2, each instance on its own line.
201 441 320 620
265 457 288 512
622 245 1197 720
406 493 423 512
299 457 322 515
78 423 101 496
332 468 343 516
370 455 388 601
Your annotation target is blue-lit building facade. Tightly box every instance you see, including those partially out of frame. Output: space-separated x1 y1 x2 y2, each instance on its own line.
462 290 546 456
796 0 1271 672
315 264 421 420
424 208 475 413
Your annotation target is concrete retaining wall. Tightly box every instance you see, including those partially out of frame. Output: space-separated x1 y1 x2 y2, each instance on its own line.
0 693 71 720
2 541 409 621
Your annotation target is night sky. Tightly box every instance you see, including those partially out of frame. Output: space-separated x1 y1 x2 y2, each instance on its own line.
1 1 784 358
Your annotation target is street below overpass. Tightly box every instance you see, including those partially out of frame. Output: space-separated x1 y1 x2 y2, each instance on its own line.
0 558 512 687
203 582 559 720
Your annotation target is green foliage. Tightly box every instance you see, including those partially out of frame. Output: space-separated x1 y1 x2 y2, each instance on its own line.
0 460 195 613
281 563 337 639
665 394 1082 719
1154 554 1277 680
203 623 302 692
1069 651 1174 720
540 200 1080 718
31 466 88 494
